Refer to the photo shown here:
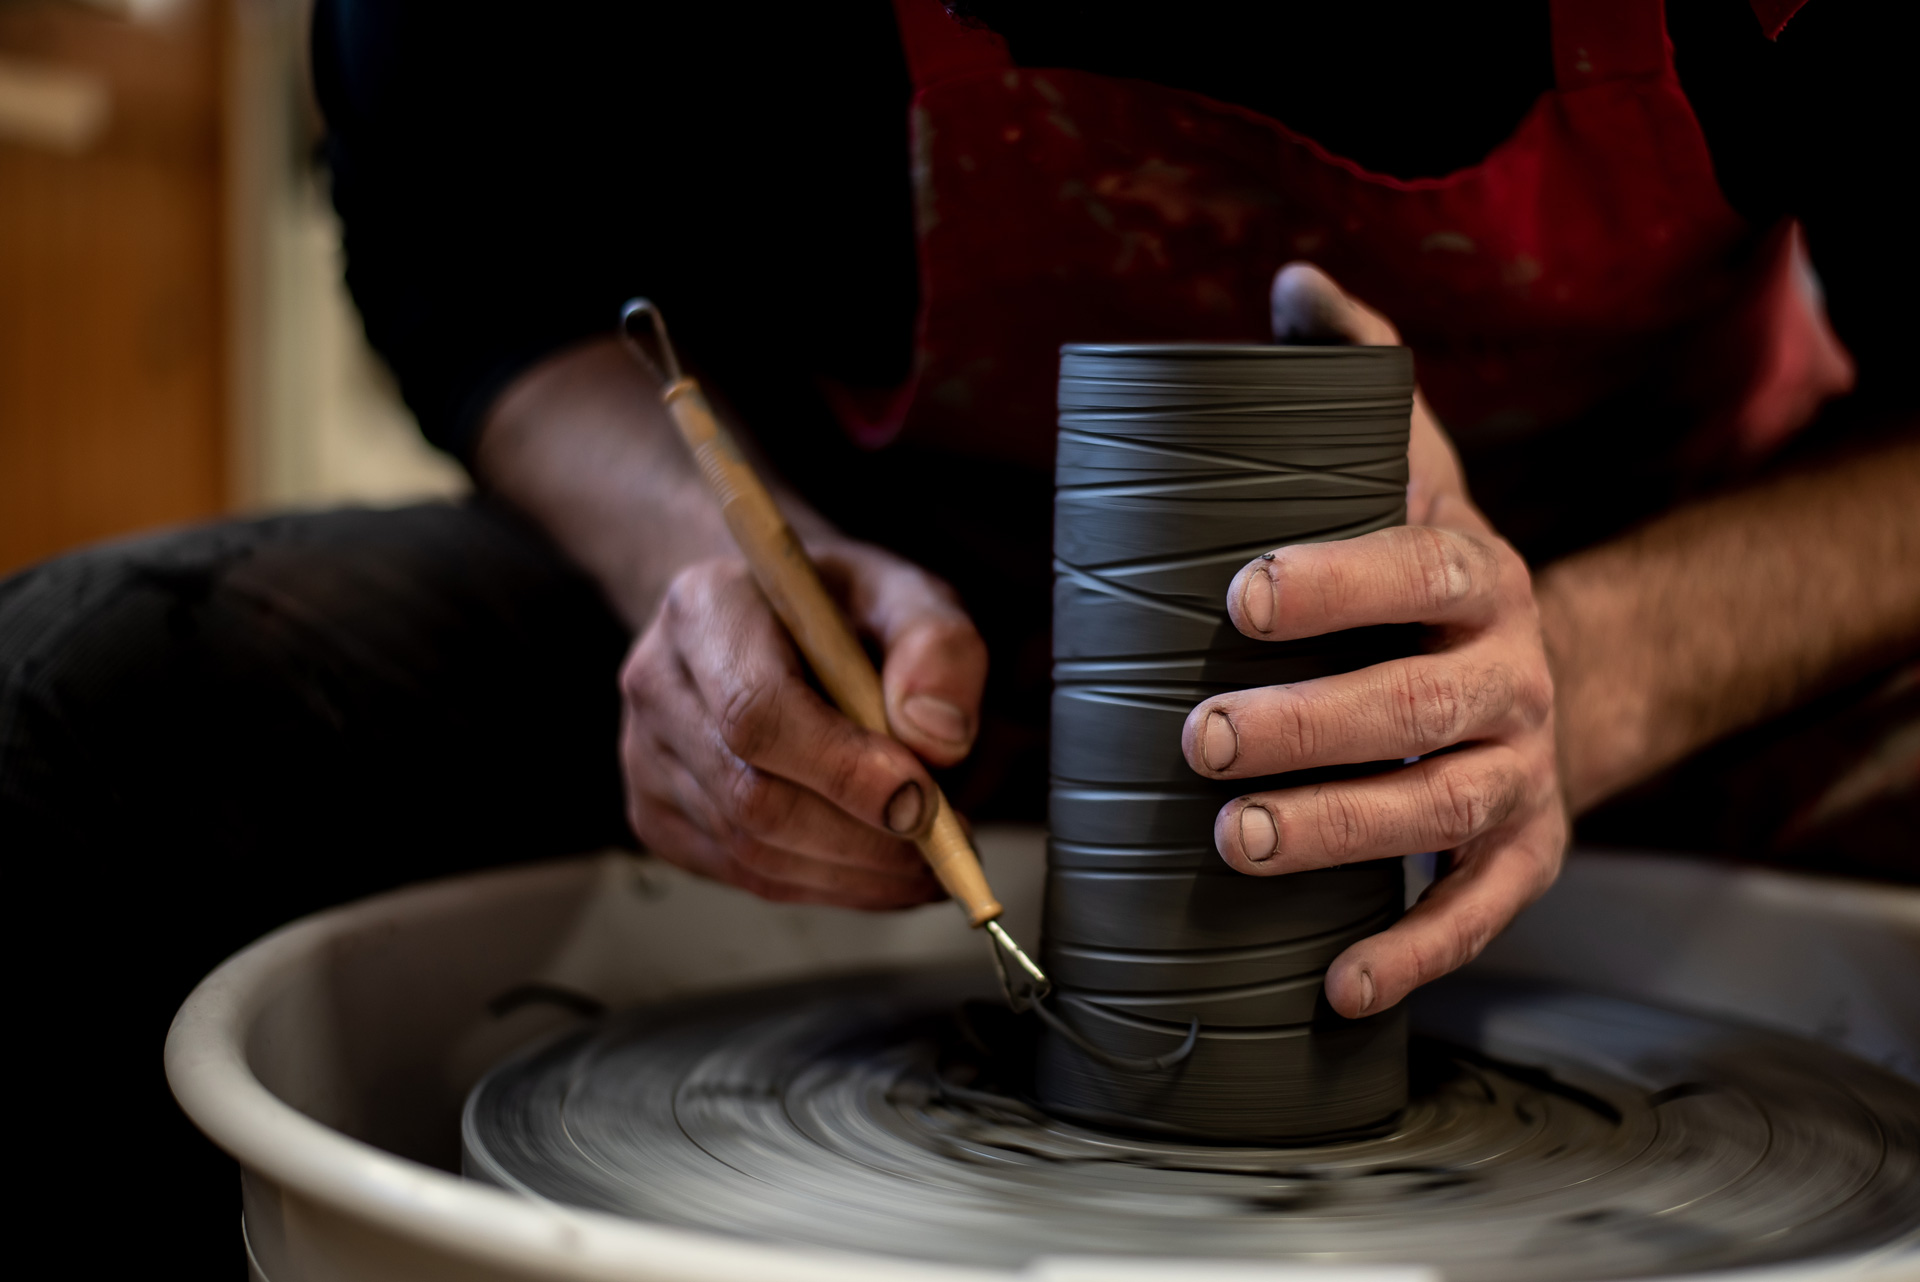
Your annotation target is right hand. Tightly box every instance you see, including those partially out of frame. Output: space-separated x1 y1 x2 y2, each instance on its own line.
619 539 987 908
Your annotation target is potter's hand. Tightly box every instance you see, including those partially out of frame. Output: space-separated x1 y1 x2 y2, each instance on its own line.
1180 264 1567 1019
1269 262 1467 526
620 539 984 908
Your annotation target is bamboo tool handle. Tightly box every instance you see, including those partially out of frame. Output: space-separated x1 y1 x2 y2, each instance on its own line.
655 374 1004 928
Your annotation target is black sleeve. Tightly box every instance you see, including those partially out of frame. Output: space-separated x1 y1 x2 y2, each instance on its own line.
1673 0 1918 416
311 2 644 464
309 0 916 466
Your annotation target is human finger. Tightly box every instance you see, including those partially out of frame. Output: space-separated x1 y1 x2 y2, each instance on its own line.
1183 647 1548 779
1227 524 1513 642
1270 261 1402 346
1212 745 1539 874
622 776 942 910
659 561 938 838
1320 813 1566 1017
818 542 988 768
625 636 938 876
1268 263 1472 526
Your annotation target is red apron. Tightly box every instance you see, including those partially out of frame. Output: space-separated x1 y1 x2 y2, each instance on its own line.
836 0 1853 475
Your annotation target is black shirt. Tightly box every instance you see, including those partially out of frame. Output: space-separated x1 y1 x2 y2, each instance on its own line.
313 0 1912 467
311 0 1914 820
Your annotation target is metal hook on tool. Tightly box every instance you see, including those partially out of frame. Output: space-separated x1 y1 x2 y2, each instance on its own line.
619 297 683 386
1033 1001 1200 1074
987 919 1051 1011
988 919 1195 1073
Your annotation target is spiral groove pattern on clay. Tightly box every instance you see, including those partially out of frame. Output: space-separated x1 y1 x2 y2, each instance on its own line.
1046 345 1416 1137
464 970 1920 1278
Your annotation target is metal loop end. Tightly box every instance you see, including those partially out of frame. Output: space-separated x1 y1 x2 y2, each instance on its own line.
984 920 1194 1074
985 919 1050 1011
1031 1001 1199 1074
619 297 683 385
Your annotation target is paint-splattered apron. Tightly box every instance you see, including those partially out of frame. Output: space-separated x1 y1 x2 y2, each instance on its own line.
834 0 1904 865
833 0 1852 475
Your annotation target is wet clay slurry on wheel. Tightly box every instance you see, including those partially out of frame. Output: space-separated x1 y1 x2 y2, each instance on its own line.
1046 345 1415 1138
463 971 1920 1278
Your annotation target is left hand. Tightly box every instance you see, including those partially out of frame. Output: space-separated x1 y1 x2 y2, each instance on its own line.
1180 264 1568 1019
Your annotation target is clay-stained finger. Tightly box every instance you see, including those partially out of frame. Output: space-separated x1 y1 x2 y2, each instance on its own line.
1320 812 1566 1017
1183 647 1549 778
1213 746 1532 873
657 563 935 836
623 795 942 911
1270 261 1403 346
817 543 988 768
624 644 933 877
1227 525 1508 642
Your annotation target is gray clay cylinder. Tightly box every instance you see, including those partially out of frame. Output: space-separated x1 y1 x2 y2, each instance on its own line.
1042 343 1415 1141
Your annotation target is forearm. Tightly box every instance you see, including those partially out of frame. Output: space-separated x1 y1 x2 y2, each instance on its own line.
1537 428 1920 813
473 337 837 630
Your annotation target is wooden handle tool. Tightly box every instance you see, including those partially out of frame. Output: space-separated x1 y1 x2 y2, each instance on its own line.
618 301 1049 998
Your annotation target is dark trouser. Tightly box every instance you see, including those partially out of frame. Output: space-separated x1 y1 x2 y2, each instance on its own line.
0 501 630 1276
1 502 1911 1275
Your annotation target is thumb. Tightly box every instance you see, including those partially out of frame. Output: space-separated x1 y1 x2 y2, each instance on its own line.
1271 261 1403 347
817 542 988 767
1273 263 1475 523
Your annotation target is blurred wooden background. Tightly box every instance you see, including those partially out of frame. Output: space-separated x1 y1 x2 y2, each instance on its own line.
1 0 226 573
0 0 463 578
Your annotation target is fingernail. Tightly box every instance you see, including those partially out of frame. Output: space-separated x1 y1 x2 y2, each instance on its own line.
902 693 970 747
885 780 925 834
1242 559 1277 633
1238 804 1278 862
1355 967 1376 1016
1201 710 1239 772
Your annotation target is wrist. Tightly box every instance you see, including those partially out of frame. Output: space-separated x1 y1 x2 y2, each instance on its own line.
1534 556 1654 814
598 487 742 630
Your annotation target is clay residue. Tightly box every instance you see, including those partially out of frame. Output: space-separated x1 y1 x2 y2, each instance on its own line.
464 971 1920 1280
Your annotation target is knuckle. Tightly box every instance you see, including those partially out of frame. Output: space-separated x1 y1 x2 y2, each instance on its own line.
818 740 877 808
620 649 666 705
1310 787 1375 862
1519 847 1562 903
1444 899 1497 969
619 625 665 688
1491 537 1533 598
1515 666 1555 727
663 559 744 623
660 566 705 621
715 681 783 761
1284 703 1317 764
618 656 648 702
1404 931 1445 987
1408 898 1497 983
1400 664 1468 750
1405 526 1473 610
1428 768 1492 847
722 768 791 834
1484 662 1522 723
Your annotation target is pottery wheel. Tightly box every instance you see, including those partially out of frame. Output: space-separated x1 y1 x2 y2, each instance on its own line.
463 970 1920 1279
